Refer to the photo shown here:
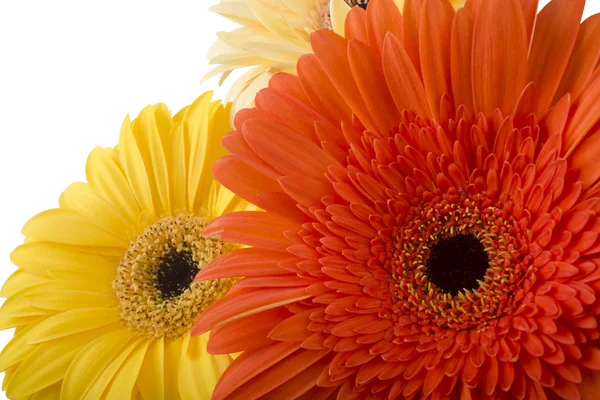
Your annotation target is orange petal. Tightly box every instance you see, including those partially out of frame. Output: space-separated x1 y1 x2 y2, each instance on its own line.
268 309 314 342
518 0 539 43
211 341 301 400
366 0 403 52
297 55 353 126
226 349 331 400
255 89 326 144
563 68 600 157
192 286 310 335
202 211 294 250
555 14 600 104
348 39 400 134
242 118 339 179
569 126 600 190
344 6 368 42
527 0 585 115
222 130 281 180
451 8 475 110
196 247 291 280
207 307 289 354
419 0 455 121
472 0 528 116
539 93 570 142
261 358 331 400
403 0 425 76
213 156 282 205
268 72 311 105
279 175 335 209
310 30 377 132
382 33 432 117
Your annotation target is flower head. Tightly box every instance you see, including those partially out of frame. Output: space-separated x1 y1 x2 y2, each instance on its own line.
194 0 600 398
0 92 249 399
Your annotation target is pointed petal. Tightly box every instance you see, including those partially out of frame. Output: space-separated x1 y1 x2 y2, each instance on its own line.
22 209 128 248
472 0 528 116
202 211 293 250
61 329 134 400
555 14 600 104
192 287 310 335
211 342 301 400
310 30 378 132
527 0 585 115
27 308 121 344
419 0 455 120
564 68 600 156
382 33 432 117
451 9 475 110
137 337 165 400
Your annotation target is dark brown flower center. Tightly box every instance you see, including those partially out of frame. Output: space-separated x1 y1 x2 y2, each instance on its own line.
345 0 369 9
155 249 197 299
426 234 490 296
114 214 236 340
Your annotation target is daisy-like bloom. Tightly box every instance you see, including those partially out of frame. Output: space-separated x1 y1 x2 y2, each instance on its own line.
0 92 249 399
204 0 407 115
193 0 600 398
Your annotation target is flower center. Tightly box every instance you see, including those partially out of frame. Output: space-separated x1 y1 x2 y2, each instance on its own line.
345 0 369 9
384 191 532 330
425 234 490 296
155 249 197 299
113 214 236 341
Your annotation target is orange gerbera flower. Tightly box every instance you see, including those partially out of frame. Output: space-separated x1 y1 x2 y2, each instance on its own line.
193 0 600 398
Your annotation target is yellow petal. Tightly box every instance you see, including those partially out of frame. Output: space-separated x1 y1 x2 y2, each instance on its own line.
0 324 37 372
184 92 213 211
11 242 115 279
60 182 134 241
86 147 142 228
31 382 61 400
136 337 165 400
23 290 117 311
118 116 155 219
22 209 128 248
330 0 351 36
61 328 134 400
198 332 232 376
164 122 187 215
28 308 121 344
164 336 184 399
6 325 120 398
3 363 19 391
47 270 114 292
206 180 219 219
0 315 43 331
103 340 149 400
0 270 49 297
83 337 146 400
0 296 56 319
177 335 209 400
133 106 171 217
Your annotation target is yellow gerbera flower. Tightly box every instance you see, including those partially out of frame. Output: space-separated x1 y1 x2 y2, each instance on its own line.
0 92 248 399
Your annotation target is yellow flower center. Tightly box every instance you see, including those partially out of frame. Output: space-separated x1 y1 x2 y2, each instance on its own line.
113 214 236 341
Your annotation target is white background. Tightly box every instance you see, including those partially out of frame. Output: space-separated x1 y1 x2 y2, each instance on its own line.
0 1 599 399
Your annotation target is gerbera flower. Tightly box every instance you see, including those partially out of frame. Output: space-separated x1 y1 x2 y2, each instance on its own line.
193 0 600 398
0 92 249 399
